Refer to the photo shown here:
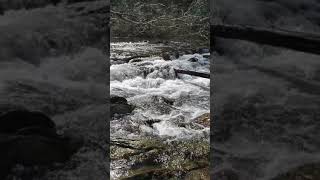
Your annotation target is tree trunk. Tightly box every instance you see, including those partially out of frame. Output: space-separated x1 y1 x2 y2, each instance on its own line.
212 24 320 55
174 69 210 79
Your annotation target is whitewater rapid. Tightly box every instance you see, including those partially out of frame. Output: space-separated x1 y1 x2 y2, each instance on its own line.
110 42 210 179
110 42 210 139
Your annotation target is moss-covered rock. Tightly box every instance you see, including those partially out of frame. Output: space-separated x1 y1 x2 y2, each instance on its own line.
111 137 209 179
192 113 210 128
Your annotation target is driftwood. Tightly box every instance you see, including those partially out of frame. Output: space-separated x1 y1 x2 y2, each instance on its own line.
212 24 320 55
174 69 210 79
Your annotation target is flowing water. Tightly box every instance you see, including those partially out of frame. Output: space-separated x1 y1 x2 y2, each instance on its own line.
212 52 320 180
110 41 210 179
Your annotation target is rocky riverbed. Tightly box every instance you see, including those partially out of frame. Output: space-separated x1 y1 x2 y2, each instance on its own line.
110 41 210 179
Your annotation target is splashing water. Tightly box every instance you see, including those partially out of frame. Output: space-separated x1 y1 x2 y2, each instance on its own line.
110 42 210 178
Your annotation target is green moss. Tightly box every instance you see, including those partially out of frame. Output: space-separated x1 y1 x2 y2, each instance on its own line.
111 137 209 179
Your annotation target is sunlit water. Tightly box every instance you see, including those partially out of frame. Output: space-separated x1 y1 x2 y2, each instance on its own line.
110 42 210 178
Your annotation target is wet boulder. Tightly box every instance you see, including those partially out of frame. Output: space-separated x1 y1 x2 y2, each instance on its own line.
0 110 56 134
0 110 83 179
111 96 134 117
162 52 171 61
111 96 128 104
13 134 83 166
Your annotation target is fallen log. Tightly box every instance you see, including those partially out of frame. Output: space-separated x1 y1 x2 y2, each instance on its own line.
212 24 320 55
174 69 210 79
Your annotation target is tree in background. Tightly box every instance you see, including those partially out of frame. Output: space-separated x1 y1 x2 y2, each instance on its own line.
111 0 209 46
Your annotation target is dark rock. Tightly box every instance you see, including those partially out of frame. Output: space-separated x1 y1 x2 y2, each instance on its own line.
0 110 83 179
111 104 134 117
162 97 174 105
0 110 56 134
145 119 161 127
188 57 199 62
174 51 180 59
162 53 171 61
202 54 210 58
111 96 128 104
111 96 134 117
0 134 82 179
16 126 59 138
12 134 83 166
